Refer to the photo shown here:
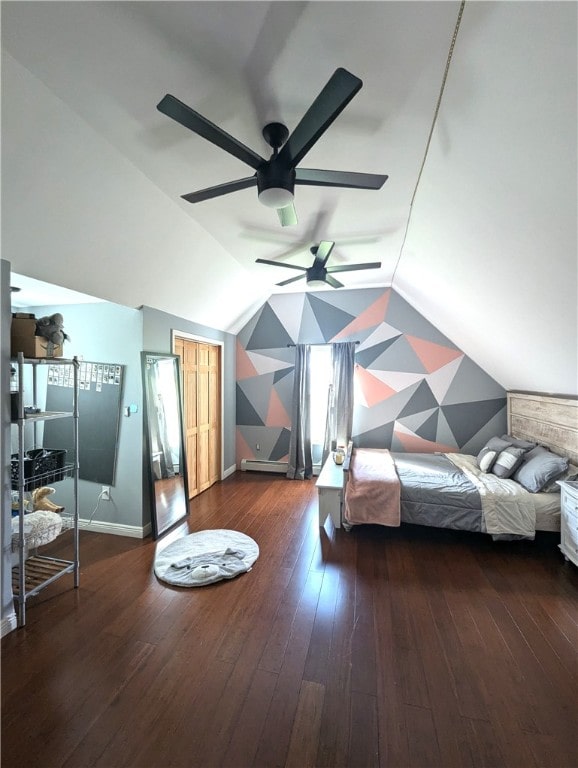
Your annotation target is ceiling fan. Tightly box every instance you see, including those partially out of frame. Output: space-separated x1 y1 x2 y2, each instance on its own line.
157 68 388 226
256 240 382 289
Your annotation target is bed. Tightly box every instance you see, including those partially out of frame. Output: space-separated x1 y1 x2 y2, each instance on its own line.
342 391 578 539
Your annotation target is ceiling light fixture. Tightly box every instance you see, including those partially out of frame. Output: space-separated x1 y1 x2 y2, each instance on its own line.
258 187 294 209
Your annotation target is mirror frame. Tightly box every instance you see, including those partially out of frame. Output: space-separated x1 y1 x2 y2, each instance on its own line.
141 351 189 539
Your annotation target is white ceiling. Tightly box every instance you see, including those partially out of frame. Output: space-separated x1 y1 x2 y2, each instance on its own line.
10 272 106 309
1 1 576 393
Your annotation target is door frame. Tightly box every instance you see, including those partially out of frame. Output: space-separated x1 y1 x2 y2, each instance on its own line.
171 330 224 481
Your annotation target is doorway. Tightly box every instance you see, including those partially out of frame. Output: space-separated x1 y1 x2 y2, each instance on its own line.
173 336 222 499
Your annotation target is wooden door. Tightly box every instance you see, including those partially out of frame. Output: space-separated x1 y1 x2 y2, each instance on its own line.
174 337 199 499
197 343 211 493
174 337 221 499
208 344 221 486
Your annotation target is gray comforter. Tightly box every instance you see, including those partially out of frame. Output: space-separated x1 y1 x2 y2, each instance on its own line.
392 452 484 532
343 450 539 538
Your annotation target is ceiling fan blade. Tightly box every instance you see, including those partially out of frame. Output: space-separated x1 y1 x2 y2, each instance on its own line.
325 275 344 289
327 262 382 273
157 94 265 171
256 258 307 272
276 274 307 287
277 203 298 227
296 168 388 190
308 207 335 242
312 240 335 269
181 176 257 204
277 68 362 168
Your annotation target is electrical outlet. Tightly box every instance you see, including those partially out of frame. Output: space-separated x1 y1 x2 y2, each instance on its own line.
101 486 110 501
256 443 260 451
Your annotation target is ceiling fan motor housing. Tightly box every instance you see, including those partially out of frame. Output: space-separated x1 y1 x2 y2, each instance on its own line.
306 265 327 284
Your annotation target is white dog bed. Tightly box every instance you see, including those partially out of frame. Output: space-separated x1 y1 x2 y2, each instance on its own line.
154 529 259 587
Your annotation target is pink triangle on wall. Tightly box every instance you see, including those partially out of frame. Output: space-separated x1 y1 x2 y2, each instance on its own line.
266 388 291 428
405 335 463 374
393 425 455 453
236 339 259 380
332 289 391 340
356 364 397 407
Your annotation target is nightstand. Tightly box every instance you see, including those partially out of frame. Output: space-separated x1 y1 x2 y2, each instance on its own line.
558 480 578 567
316 455 344 529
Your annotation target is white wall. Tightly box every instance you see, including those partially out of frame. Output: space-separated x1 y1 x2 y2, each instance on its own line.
1 53 257 333
398 2 578 395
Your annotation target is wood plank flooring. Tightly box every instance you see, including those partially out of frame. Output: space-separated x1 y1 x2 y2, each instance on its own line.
2 471 577 768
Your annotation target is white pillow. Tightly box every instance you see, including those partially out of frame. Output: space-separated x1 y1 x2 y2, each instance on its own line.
491 447 527 479
479 450 498 473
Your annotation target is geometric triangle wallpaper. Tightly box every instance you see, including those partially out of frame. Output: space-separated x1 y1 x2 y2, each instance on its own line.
236 288 506 463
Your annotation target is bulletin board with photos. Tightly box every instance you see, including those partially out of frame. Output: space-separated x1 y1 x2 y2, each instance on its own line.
44 360 125 485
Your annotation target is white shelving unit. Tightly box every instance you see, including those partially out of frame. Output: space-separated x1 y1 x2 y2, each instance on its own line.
11 352 80 627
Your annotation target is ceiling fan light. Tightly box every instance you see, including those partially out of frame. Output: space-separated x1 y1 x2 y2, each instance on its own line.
306 278 327 288
258 187 294 209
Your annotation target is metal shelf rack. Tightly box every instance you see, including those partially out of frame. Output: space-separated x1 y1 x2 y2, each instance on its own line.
11 352 80 627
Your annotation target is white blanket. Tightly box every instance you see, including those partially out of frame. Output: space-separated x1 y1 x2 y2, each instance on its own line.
446 453 536 539
11 510 64 551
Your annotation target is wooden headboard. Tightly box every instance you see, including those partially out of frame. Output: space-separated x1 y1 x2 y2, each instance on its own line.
507 391 578 465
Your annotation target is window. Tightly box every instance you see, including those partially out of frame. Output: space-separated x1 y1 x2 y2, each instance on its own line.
309 344 332 466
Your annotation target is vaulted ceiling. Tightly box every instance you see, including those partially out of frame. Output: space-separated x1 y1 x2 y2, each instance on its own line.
2 2 576 393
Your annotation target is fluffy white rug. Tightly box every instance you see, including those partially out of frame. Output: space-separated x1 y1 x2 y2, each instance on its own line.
154 529 259 587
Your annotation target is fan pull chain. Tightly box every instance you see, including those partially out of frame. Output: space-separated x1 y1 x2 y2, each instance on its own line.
391 0 466 289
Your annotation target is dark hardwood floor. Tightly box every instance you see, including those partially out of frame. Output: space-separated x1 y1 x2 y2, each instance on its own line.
2 471 577 768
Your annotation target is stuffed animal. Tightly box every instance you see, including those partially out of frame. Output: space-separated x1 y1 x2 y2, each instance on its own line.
31 487 65 513
35 313 70 346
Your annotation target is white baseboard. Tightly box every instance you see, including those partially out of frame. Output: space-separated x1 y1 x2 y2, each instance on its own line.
240 459 288 474
1 611 17 638
78 519 151 538
222 464 237 479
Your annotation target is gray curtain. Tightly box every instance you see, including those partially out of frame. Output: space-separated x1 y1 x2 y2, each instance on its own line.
323 341 356 463
287 344 313 480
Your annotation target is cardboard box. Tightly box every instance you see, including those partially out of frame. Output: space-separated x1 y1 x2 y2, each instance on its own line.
11 318 63 359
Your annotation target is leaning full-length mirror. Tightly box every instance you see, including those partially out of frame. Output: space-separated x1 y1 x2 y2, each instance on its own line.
141 352 189 538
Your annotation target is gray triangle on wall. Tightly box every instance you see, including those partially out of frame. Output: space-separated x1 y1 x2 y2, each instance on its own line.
306 294 356 342
246 303 295 350
442 356 505 405
270 428 291 461
236 385 265 427
386 291 459 348
441 398 506 447
352 421 395 450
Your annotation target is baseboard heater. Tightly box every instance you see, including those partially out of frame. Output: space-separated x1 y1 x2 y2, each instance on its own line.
240 459 288 474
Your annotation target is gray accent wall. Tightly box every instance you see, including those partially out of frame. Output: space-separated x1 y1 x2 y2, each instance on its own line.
236 288 507 461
